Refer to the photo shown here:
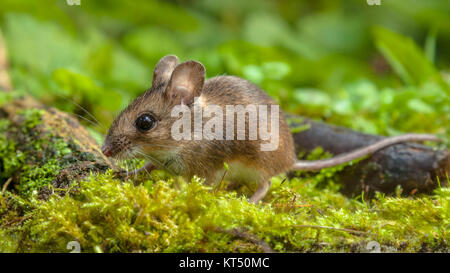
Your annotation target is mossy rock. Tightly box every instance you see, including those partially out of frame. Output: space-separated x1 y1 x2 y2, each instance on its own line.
0 96 113 198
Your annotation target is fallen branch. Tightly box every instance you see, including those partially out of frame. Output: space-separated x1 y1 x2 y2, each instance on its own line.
1 177 12 194
289 116 449 196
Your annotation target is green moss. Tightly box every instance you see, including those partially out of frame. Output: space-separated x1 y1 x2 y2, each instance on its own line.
19 109 44 133
18 157 66 197
0 120 25 181
0 109 94 197
1 171 447 253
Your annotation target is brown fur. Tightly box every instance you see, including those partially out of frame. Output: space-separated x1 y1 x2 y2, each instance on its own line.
102 55 295 202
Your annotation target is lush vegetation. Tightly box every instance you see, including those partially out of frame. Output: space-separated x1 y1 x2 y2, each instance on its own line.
0 0 449 252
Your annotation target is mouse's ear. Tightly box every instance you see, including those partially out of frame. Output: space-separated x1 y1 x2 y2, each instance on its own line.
152 55 180 87
165 60 205 105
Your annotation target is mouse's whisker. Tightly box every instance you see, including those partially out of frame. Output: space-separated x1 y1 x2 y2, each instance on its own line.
70 112 106 136
131 152 152 177
52 92 107 130
134 149 177 176
134 150 163 166
139 143 227 161
142 165 151 176
140 143 219 159
129 153 140 179
118 152 130 178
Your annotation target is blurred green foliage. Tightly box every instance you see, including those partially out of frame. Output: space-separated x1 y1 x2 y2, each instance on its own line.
0 0 448 141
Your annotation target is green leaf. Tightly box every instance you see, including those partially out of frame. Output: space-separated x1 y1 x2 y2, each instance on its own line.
294 88 331 107
407 98 434 114
52 68 123 112
4 13 84 75
242 65 264 84
424 27 438 64
372 26 438 86
262 62 291 80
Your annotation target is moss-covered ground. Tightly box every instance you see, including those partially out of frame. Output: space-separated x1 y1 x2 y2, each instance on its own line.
0 104 448 253
1 171 448 253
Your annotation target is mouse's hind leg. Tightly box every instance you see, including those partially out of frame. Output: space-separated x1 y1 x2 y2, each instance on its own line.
223 162 272 203
249 180 271 203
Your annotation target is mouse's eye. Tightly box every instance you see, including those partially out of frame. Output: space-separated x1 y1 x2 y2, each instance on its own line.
135 114 156 132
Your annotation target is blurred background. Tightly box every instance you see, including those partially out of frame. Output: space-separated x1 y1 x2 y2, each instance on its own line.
0 0 448 143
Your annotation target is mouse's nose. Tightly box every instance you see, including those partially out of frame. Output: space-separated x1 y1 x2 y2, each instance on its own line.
101 145 113 157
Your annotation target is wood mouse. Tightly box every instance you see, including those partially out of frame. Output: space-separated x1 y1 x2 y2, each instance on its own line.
101 55 440 203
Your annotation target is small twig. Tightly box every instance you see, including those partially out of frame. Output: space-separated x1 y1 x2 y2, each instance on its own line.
0 215 32 228
214 168 228 193
212 227 275 253
1 177 13 194
295 224 368 235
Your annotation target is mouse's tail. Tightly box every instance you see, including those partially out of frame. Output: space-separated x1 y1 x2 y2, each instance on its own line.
292 134 441 171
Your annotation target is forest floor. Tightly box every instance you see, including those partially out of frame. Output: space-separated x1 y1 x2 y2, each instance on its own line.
0 99 448 253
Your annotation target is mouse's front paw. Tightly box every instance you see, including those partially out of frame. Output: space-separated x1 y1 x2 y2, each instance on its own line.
115 163 157 180
113 169 131 180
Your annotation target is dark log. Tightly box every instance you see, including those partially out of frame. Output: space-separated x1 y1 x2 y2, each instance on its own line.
288 116 449 196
